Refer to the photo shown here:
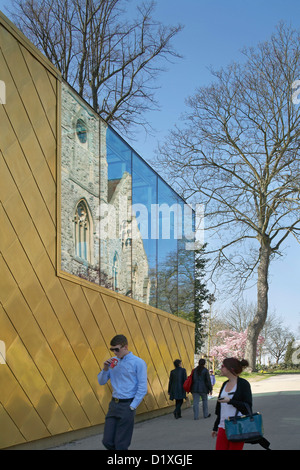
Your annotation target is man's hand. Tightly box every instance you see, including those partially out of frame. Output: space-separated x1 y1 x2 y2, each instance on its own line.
103 358 113 371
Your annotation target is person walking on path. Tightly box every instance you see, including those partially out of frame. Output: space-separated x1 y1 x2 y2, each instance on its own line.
97 334 147 450
168 359 187 419
211 357 252 450
209 369 216 398
191 358 212 419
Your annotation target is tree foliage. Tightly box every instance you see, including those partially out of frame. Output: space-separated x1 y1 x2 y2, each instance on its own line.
153 244 211 355
194 245 213 354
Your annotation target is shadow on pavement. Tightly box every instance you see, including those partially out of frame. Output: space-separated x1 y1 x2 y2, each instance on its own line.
54 391 300 450
129 392 300 451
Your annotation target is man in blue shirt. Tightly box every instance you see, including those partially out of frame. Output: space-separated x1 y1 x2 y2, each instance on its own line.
98 334 147 450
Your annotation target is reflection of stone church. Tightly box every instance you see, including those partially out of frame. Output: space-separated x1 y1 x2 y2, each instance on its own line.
60 82 150 303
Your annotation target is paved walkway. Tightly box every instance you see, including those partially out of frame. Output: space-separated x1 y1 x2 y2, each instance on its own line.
50 374 300 451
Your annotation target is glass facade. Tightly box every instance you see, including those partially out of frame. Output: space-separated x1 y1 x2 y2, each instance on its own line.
60 82 195 319
102 127 195 318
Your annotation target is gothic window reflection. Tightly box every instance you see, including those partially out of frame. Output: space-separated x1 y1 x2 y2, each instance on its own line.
76 118 88 144
74 200 92 263
112 252 119 291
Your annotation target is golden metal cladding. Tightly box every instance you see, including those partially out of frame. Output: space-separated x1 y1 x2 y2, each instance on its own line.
0 10 195 449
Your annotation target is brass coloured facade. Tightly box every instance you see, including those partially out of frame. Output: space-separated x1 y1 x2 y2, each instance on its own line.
0 11 195 449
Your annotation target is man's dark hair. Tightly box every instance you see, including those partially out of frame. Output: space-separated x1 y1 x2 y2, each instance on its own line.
110 334 128 347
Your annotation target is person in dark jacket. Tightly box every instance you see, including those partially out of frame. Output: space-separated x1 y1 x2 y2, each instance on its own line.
168 359 187 419
212 357 252 450
191 358 212 419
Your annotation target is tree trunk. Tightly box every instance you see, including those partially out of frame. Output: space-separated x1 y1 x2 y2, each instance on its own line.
245 238 271 371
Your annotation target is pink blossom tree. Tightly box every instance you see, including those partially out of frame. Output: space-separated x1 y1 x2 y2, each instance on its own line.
210 330 264 367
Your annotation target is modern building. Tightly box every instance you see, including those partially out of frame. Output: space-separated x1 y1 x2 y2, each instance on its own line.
60 81 195 315
0 11 195 449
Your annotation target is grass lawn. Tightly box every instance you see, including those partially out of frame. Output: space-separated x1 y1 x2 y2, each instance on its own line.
212 370 300 395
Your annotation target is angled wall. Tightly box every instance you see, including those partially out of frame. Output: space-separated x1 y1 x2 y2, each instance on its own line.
0 12 194 449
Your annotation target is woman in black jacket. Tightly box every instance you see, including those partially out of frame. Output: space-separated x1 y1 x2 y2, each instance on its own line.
212 357 252 450
168 359 187 419
191 358 212 419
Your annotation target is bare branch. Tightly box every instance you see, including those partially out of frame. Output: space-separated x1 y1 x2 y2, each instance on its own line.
155 23 300 369
9 0 183 132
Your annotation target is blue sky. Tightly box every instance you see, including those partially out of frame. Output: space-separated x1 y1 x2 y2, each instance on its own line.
1 0 300 332
130 0 300 334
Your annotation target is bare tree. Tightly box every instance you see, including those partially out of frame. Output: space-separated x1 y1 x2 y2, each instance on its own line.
220 299 256 332
156 23 300 370
264 325 293 365
9 0 183 132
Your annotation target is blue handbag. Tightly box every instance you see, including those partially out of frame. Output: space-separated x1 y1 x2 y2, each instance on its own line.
225 403 263 443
